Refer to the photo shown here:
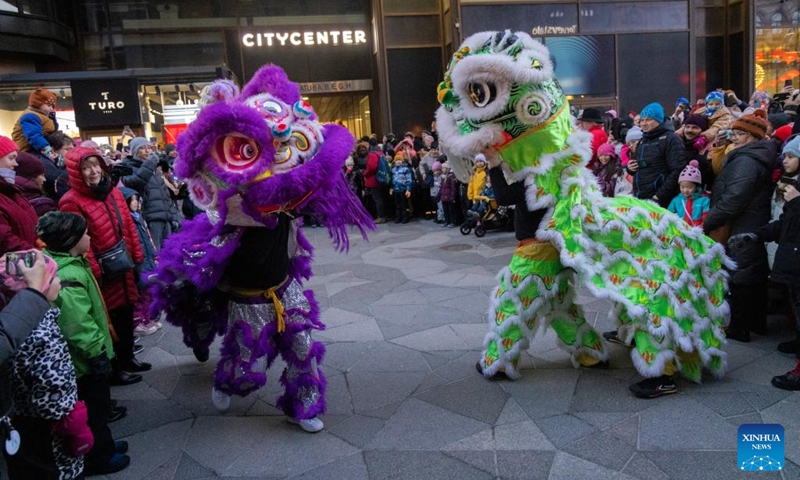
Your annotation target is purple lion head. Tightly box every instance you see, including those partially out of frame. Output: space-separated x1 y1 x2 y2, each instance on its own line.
176 64 374 249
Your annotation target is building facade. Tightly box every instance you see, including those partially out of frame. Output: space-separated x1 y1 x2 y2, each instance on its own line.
0 0 796 145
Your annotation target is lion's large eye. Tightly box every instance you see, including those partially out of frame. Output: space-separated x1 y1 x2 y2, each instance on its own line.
261 100 283 116
467 81 496 107
214 135 260 170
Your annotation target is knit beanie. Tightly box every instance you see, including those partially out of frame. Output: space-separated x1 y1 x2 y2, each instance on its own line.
128 137 150 157
28 88 57 109
639 103 664 123
344 157 354 167
784 90 800 116
705 91 724 105
732 109 769 139
676 97 690 108
683 114 708 131
678 160 702 185
432 161 442 171
14 151 45 179
783 136 800 158
474 153 486 164
164 143 176 155
625 126 643 143
774 124 794 143
441 161 451 170
0 250 58 295
394 152 404 163
37 211 87 253
597 143 616 158
0 135 18 159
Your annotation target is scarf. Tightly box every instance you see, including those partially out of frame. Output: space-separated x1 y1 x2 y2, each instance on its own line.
0 168 16 185
90 175 113 200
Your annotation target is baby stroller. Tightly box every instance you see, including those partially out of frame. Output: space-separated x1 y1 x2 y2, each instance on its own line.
460 196 512 237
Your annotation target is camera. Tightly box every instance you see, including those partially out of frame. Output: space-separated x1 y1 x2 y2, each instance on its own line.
5 251 37 273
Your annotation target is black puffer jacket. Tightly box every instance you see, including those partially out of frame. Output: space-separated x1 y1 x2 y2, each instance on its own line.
118 154 180 223
757 196 800 286
682 138 715 190
628 123 685 208
705 139 777 284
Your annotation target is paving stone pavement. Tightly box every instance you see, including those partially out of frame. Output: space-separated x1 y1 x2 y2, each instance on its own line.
3 219 799 480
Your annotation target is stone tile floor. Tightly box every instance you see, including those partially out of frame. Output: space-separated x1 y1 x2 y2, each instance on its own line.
4 219 799 480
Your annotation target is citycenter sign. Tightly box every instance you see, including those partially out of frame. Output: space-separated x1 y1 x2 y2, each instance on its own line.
242 30 368 48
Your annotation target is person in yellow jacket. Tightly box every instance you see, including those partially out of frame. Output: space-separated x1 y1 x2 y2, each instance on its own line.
466 153 487 205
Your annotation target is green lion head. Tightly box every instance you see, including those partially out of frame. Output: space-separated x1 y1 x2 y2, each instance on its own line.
436 30 573 180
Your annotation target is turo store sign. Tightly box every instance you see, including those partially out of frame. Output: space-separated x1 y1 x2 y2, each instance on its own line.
242 30 368 48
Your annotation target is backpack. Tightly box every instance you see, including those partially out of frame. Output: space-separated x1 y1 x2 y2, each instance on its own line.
377 155 392 185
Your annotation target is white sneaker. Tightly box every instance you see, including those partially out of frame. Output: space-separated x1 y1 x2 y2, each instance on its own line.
211 388 230 412
287 416 324 433
133 323 158 336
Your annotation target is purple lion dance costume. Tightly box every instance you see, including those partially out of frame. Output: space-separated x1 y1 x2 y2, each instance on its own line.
148 65 374 432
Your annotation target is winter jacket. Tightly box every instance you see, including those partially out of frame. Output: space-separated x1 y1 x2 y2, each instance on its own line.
586 124 609 169
46 250 115 378
440 171 457 202
118 154 180 223
682 138 715 190
628 123 686 208
667 192 710 227
705 139 777 284
756 196 800 286
489 166 547 241
592 160 630 198
40 153 71 201
58 150 144 311
8 308 85 479
14 175 56 218
0 178 38 255
364 151 381 189
391 164 413 193
676 106 732 142
344 167 364 198
467 165 487 201
128 212 157 287
11 108 56 153
0 289 49 364
430 172 442 198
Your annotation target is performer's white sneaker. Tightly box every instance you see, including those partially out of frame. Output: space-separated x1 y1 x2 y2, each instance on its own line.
288 416 324 433
211 388 230 412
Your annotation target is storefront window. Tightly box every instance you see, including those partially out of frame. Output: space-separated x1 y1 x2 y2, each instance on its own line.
755 3 800 93
0 1 19 13
580 2 688 33
18 0 46 16
106 0 237 30
238 0 366 18
383 0 438 15
114 32 225 69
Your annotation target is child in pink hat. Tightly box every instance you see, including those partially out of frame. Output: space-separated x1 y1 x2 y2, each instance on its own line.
592 143 631 197
667 160 710 227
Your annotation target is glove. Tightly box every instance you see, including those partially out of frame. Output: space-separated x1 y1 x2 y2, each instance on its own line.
87 353 112 378
728 232 759 252
51 401 94 457
692 136 708 152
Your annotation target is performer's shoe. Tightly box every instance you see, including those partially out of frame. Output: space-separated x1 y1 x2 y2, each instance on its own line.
288 416 324 433
211 388 230 412
629 375 677 398
602 330 634 347
475 361 509 380
583 360 610 370
193 347 210 362
771 363 800 391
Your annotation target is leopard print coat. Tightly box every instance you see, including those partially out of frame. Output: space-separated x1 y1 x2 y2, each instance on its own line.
10 308 82 479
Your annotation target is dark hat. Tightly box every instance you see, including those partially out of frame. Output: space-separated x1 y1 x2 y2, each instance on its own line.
14 151 45 179
118 186 139 203
682 114 708 130
37 211 87 253
164 143 176 154
430 141 439 149
577 108 603 123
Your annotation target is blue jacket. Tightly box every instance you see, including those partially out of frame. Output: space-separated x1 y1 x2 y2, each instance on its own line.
667 191 710 227
130 212 157 284
392 165 413 192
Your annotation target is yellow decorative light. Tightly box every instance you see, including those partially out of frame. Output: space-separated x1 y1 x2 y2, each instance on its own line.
755 64 765 89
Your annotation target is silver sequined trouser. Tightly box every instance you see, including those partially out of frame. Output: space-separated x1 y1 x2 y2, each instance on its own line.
214 280 325 419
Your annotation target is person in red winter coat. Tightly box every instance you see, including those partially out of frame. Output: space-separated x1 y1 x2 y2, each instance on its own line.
0 136 38 256
58 147 150 383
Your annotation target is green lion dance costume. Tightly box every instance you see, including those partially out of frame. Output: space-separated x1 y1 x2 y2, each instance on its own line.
436 30 732 385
